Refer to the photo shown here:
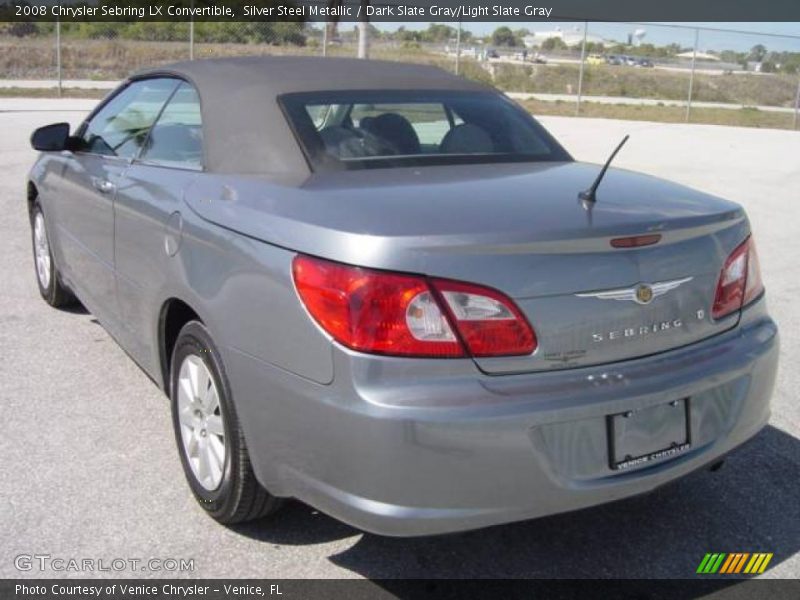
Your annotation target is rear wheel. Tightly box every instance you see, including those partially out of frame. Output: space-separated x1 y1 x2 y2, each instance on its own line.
170 321 282 524
31 204 74 307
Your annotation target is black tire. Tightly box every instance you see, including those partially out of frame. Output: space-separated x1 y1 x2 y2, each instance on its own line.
170 321 282 524
31 203 75 308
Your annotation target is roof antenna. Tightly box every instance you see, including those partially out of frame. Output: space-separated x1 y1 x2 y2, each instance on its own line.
579 134 629 204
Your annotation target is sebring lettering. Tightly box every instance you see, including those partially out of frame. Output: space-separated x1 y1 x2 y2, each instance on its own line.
592 319 683 342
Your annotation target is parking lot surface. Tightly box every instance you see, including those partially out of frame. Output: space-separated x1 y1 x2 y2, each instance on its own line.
1 99 798 579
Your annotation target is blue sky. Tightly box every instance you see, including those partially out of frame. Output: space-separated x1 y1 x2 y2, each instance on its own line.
374 22 800 52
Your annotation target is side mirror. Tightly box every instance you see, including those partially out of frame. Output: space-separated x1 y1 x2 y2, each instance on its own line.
31 122 71 152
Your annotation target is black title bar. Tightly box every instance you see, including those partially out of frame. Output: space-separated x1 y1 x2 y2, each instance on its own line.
2 0 800 22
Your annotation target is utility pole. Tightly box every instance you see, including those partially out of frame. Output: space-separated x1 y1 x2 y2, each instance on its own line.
455 19 462 75
686 28 699 123
56 19 62 97
357 0 369 59
575 21 588 116
189 0 194 60
56 0 62 98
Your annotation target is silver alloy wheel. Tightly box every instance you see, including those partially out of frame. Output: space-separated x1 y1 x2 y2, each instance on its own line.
33 211 51 290
177 354 226 491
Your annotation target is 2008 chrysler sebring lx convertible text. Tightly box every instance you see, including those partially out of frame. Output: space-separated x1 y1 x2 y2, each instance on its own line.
27 57 779 536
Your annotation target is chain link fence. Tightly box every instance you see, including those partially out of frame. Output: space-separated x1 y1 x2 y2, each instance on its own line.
484 22 800 129
1 20 798 129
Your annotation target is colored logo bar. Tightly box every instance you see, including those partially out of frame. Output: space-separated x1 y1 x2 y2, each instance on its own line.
696 553 773 574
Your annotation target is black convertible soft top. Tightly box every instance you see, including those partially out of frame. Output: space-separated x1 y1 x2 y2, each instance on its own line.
131 56 493 177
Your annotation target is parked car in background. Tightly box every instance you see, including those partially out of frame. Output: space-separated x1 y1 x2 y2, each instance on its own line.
27 57 779 536
636 58 655 68
586 53 605 65
605 54 623 65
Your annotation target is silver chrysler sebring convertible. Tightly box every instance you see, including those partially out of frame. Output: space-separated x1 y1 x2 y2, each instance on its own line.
27 57 778 536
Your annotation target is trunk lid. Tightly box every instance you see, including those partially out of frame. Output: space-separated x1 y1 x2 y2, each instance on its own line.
185 161 749 373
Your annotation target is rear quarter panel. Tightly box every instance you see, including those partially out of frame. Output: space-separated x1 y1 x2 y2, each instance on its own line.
175 181 334 386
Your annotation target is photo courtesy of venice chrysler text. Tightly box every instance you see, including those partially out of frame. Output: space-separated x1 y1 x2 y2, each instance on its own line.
0 0 798 594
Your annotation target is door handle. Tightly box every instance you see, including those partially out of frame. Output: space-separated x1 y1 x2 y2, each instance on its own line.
92 178 116 194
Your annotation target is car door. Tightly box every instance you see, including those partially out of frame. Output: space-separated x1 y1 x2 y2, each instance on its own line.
55 78 178 327
113 81 204 373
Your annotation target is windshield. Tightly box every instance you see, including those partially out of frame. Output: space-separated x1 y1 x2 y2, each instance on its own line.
280 90 572 171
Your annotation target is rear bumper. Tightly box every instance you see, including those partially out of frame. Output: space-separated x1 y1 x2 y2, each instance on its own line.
226 299 779 537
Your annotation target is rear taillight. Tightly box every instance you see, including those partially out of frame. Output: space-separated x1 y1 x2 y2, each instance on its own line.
433 279 537 357
292 256 463 357
712 236 764 320
744 239 764 305
292 255 536 358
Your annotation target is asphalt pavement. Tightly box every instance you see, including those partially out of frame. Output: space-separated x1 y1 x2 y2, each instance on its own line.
1 99 798 580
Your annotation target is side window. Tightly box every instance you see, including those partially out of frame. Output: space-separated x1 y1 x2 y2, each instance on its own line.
80 79 178 158
140 82 203 169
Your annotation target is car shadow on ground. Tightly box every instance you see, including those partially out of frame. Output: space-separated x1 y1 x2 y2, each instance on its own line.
59 300 89 315
233 425 798 583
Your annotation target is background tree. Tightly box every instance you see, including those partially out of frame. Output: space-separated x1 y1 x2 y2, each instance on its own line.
759 60 776 73
584 41 606 54
420 23 457 43
394 26 420 43
749 44 767 62
664 43 683 56
514 28 530 41
491 26 518 47
541 37 568 51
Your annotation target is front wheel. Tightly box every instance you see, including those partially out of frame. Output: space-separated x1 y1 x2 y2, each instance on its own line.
31 204 74 307
170 321 282 524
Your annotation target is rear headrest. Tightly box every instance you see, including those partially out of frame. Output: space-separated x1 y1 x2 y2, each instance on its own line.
440 123 494 154
318 125 362 158
360 113 421 155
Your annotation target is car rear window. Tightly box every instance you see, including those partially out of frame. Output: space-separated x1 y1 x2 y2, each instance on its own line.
280 90 571 171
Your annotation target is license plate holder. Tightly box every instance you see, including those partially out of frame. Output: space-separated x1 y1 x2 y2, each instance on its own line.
608 399 691 470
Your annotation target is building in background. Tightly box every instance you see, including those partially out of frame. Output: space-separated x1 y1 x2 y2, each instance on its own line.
523 27 612 48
